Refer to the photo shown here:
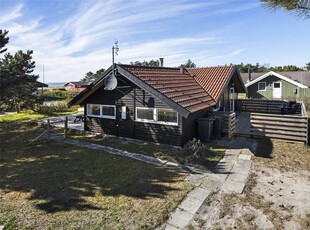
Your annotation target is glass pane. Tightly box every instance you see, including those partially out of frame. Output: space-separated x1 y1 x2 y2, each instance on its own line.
258 83 265 90
274 83 280 88
89 104 100 116
137 108 154 120
102 106 115 116
157 109 177 123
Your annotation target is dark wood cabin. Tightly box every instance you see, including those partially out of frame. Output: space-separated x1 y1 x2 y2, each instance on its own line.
68 64 246 146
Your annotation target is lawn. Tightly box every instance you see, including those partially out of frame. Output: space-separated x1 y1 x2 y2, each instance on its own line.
0 113 191 229
69 131 226 171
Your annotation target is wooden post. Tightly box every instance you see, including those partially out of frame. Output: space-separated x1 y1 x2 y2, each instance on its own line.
228 114 232 138
64 116 68 138
47 119 50 141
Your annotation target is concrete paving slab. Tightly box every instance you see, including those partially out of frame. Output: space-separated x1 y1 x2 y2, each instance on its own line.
201 178 223 191
225 149 241 155
205 173 228 182
220 154 238 163
231 160 251 174
226 172 249 183
213 162 234 173
129 153 164 166
221 179 245 193
178 164 195 173
185 174 205 186
187 188 211 202
178 196 204 214
238 154 251 160
167 208 193 229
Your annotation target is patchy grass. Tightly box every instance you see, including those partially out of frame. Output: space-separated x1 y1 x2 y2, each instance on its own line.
253 138 310 172
0 116 191 229
0 110 78 123
69 131 225 171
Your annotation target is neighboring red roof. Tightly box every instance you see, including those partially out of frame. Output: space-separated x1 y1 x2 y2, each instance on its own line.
187 66 235 100
121 65 216 113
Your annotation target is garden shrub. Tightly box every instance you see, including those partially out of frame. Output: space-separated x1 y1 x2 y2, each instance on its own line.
35 103 77 115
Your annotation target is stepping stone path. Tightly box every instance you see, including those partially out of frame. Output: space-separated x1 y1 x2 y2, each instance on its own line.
163 148 253 230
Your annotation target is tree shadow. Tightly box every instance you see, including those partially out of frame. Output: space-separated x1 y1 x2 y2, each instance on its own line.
0 134 184 213
213 136 274 159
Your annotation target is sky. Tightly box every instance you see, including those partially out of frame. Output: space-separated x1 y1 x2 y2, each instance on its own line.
1 0 309 83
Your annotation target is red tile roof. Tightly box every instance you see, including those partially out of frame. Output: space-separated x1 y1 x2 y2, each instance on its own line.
121 65 216 113
187 66 235 100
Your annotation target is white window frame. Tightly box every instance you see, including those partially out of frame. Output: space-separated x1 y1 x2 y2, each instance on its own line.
258 82 266 91
87 104 116 119
135 107 178 126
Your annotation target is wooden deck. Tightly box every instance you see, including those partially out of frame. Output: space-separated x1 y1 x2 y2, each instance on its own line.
235 112 251 136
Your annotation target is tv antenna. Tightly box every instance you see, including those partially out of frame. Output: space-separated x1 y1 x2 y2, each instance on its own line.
112 41 119 65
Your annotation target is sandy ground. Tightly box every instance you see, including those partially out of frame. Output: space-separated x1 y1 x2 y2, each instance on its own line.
188 140 310 230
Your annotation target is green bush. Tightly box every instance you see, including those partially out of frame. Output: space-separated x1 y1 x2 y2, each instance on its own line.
42 90 72 101
35 103 77 115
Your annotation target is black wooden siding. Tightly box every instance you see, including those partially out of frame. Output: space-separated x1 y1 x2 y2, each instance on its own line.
182 108 209 143
84 75 182 146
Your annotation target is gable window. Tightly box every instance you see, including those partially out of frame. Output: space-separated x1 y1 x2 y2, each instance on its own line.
258 82 266 91
87 104 116 119
136 107 178 125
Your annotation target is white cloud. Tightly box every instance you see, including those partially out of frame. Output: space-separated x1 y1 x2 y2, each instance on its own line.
1 0 251 82
0 4 23 25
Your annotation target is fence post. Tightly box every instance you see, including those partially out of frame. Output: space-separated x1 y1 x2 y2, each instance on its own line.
228 114 232 138
250 114 253 138
47 119 50 141
64 116 68 138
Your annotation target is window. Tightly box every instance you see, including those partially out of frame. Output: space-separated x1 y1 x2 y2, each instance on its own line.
136 108 154 121
87 104 116 119
157 109 178 123
258 82 266 91
87 104 100 116
273 82 281 88
136 107 178 125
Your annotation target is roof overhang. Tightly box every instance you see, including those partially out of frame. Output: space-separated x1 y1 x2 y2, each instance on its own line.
68 64 191 118
245 71 308 88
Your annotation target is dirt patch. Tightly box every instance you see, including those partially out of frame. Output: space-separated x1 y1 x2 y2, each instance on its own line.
189 139 310 230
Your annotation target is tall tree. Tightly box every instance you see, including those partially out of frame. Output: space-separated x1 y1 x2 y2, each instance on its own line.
305 62 310 71
80 68 105 82
0 31 38 112
261 0 310 19
0 30 9 53
179 59 196 68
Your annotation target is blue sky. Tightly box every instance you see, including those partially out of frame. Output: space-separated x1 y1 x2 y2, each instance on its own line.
1 0 309 82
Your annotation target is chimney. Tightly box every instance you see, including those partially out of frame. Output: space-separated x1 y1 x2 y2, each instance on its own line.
180 67 184 74
247 68 251 83
159 58 164 67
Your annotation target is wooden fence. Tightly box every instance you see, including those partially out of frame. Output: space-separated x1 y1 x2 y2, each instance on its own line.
208 111 236 138
250 112 308 143
237 99 301 114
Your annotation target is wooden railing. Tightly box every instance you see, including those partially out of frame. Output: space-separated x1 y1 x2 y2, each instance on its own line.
250 113 308 143
237 99 301 115
208 111 236 138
